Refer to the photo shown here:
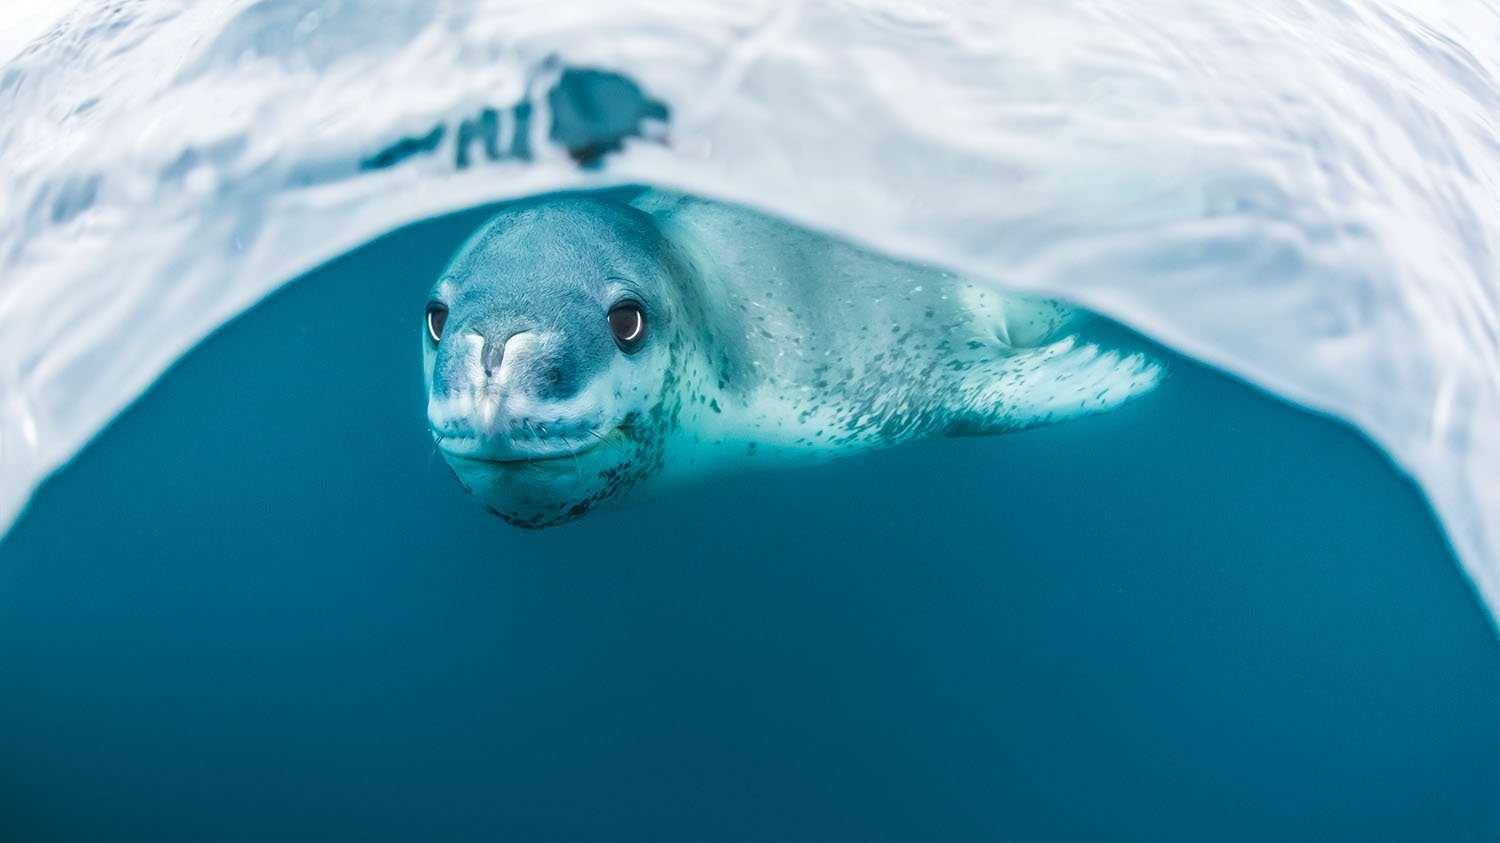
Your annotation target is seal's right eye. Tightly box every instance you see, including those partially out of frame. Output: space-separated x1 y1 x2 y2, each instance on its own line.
426 302 449 344
608 301 646 352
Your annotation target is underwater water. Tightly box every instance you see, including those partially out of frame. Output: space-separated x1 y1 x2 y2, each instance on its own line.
2 204 1497 841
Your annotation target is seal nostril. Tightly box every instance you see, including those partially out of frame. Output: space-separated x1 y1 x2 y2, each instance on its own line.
482 336 504 376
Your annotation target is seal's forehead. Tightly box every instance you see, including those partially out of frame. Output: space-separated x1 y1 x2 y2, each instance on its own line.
441 199 661 295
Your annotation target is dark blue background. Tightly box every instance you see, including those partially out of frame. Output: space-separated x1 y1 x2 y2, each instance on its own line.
3 201 1497 841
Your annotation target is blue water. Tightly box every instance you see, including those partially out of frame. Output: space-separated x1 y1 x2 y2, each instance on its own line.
2 202 1498 841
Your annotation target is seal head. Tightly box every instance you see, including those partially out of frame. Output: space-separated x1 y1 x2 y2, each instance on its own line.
423 195 690 528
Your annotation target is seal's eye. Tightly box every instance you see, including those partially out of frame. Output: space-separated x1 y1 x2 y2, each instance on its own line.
425 302 449 344
608 301 646 351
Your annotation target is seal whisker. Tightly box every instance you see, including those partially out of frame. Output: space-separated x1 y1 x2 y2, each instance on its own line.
523 420 542 461
559 433 585 488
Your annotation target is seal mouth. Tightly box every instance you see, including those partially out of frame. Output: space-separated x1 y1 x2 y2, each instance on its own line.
433 425 621 464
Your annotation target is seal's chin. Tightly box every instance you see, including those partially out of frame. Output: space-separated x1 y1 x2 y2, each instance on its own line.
430 421 636 528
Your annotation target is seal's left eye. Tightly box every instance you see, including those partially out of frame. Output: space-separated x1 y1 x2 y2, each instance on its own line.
426 302 448 344
608 301 646 351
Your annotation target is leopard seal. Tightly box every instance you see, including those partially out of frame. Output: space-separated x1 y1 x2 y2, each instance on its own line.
423 189 1162 528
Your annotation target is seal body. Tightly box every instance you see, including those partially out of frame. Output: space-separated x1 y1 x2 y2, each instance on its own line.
423 190 1161 528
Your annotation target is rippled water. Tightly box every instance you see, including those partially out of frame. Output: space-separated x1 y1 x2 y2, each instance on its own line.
3 0 1498 621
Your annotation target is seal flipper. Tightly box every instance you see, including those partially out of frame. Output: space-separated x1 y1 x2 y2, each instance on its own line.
961 334 1164 432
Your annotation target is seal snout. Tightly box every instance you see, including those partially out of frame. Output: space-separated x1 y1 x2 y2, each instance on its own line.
429 326 616 462
436 328 592 402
